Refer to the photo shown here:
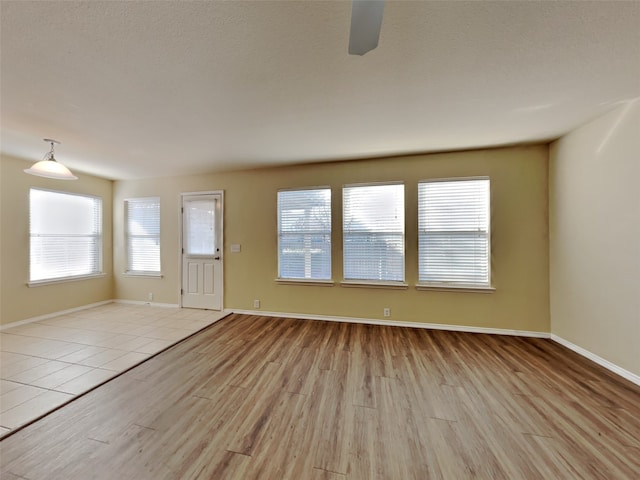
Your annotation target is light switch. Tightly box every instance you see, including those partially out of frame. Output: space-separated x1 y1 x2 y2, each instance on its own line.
230 244 241 253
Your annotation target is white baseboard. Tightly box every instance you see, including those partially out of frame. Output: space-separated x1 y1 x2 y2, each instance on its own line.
113 299 179 308
230 309 550 338
0 300 114 331
551 334 640 386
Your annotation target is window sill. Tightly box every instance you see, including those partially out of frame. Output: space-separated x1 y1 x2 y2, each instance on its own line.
275 278 335 286
341 280 409 290
28 272 107 287
415 283 495 293
124 272 164 278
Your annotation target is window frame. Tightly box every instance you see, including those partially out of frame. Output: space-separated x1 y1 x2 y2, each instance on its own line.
342 181 407 287
416 176 493 291
276 186 333 283
28 188 104 286
124 196 162 277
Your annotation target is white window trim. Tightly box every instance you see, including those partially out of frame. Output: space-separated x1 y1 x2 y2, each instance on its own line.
341 280 409 290
415 283 495 293
278 185 332 193
28 272 107 287
343 180 404 188
275 278 335 286
123 272 164 278
419 176 489 183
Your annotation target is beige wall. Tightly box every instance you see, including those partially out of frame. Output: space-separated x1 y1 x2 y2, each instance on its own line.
0 154 114 325
115 145 549 332
550 100 640 376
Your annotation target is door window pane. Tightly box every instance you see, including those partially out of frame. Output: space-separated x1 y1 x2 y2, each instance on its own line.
185 198 216 255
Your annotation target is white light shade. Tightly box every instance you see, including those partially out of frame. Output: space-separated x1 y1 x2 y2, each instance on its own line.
24 159 78 180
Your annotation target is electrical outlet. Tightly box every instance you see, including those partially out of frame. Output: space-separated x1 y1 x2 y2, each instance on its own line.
383 307 390 317
147 292 153 301
253 299 260 309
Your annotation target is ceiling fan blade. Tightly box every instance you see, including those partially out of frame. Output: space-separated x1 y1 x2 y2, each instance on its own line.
349 0 385 56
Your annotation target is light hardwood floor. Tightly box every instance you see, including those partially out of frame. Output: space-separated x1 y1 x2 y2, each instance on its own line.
1 303 228 435
1 314 639 479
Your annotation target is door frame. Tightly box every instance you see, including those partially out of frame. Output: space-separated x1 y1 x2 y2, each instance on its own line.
179 190 224 309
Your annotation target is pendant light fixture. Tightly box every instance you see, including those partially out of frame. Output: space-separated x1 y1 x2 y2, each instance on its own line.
24 139 78 180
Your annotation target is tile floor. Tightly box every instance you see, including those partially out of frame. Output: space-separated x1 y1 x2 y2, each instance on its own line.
0 303 228 437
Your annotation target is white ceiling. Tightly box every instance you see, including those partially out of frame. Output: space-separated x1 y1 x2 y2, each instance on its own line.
1 1 639 180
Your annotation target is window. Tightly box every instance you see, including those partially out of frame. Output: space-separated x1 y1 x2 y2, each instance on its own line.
343 183 405 282
183 196 216 256
125 197 161 274
418 178 490 286
277 188 331 280
29 188 102 283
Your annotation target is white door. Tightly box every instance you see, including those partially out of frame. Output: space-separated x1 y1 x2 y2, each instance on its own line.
181 192 223 310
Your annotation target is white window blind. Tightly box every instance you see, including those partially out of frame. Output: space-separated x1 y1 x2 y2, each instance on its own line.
29 188 102 282
125 197 161 274
418 178 490 286
343 183 405 282
277 188 331 280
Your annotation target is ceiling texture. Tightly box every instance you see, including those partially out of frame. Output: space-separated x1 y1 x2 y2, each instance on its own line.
1 1 639 180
